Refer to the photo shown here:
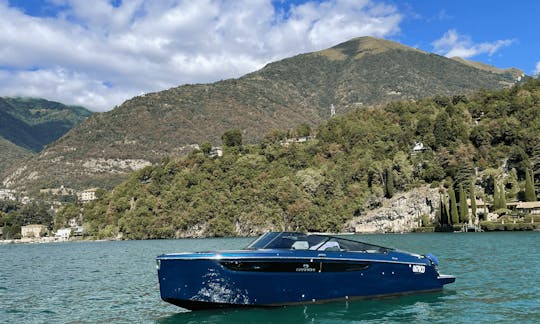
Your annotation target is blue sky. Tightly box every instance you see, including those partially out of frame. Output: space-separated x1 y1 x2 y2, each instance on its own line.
0 0 538 111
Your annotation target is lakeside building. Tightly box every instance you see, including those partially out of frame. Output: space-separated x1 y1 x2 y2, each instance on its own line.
55 228 72 240
467 198 490 216
515 201 540 215
21 224 47 238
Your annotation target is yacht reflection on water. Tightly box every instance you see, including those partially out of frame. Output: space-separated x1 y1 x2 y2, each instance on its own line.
156 290 456 323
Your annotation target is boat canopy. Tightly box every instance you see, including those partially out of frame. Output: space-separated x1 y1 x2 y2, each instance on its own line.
245 232 392 253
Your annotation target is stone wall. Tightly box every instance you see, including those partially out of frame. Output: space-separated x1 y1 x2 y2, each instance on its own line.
346 186 440 233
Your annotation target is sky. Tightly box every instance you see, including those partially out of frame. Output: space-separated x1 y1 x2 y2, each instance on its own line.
0 0 538 112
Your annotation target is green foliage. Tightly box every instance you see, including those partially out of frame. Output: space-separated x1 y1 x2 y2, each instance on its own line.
0 97 92 152
222 129 243 148
448 187 459 225
499 183 507 209
493 180 502 210
384 168 394 198
293 123 311 138
525 168 537 201
200 141 212 156
458 184 469 223
54 203 80 230
72 78 540 238
0 200 53 236
438 194 449 225
469 181 477 222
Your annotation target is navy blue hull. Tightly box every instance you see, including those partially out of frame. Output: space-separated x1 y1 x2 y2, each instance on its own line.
157 250 455 309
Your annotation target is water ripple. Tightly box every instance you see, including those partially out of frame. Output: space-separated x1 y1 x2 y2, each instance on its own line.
0 233 538 323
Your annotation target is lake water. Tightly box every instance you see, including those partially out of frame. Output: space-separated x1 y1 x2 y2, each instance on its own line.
0 232 538 323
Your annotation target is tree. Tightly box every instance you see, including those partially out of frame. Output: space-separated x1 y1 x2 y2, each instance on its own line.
525 168 537 201
458 184 469 223
433 111 452 148
294 123 311 138
200 141 212 156
499 182 507 210
385 168 394 198
493 180 500 210
531 143 540 195
439 194 449 225
437 194 445 225
448 187 459 225
221 129 243 148
469 181 477 223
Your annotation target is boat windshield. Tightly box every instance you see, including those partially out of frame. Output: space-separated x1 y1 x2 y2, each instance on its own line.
245 232 391 253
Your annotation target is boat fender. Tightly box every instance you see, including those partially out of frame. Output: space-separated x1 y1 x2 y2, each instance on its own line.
424 253 439 266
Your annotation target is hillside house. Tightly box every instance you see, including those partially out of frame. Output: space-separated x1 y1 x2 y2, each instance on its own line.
21 224 47 238
516 201 540 215
411 142 427 155
280 136 313 147
78 188 98 203
210 147 223 157
0 189 16 201
40 185 75 196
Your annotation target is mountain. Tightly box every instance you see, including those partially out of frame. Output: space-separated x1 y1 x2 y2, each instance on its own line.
450 57 524 80
2 36 523 192
0 97 92 152
0 97 92 177
69 78 540 238
0 137 33 174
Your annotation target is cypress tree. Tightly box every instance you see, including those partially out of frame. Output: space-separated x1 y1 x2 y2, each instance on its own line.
469 181 477 223
525 169 537 201
385 168 394 198
459 184 468 223
438 194 446 225
449 187 458 225
531 143 540 195
493 181 500 210
499 183 506 210
441 193 450 225
444 194 451 225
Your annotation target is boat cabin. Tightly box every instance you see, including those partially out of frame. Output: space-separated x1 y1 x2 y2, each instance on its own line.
246 232 391 253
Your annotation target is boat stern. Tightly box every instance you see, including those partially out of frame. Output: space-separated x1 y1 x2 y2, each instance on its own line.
437 274 456 285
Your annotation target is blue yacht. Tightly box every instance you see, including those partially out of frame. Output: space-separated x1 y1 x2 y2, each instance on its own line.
156 232 455 310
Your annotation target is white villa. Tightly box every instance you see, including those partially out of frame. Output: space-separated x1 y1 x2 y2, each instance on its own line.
78 188 98 203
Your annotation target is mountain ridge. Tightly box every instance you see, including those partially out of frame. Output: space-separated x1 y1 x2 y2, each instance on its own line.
0 97 92 176
2 36 524 192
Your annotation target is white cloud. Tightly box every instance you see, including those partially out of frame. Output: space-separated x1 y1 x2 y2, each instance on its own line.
432 29 514 59
535 61 540 76
0 0 401 111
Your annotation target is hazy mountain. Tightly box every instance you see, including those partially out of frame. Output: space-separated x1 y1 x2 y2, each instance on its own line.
0 97 92 178
2 37 523 192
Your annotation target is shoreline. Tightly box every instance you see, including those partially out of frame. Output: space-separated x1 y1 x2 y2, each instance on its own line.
0 236 113 245
2 229 538 245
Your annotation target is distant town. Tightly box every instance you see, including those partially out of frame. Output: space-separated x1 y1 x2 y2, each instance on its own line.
0 186 97 243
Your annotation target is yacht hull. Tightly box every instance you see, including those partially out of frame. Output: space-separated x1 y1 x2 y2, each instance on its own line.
157 250 455 310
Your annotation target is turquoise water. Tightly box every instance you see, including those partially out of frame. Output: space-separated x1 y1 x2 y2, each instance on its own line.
0 232 538 323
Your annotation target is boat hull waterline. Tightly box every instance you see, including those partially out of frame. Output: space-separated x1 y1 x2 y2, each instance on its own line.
156 233 455 310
